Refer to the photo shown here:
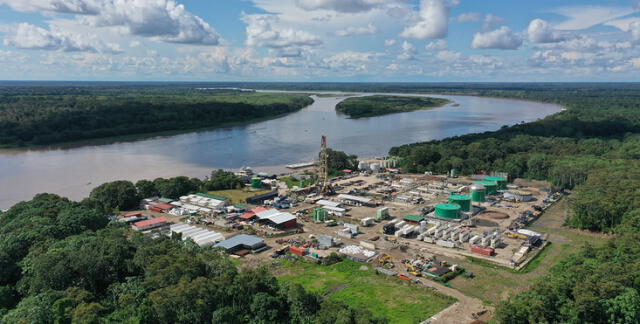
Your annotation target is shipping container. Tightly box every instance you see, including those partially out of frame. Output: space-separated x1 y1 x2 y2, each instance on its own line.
471 246 495 256
289 246 306 256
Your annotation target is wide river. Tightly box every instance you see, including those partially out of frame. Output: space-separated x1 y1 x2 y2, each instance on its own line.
0 92 562 208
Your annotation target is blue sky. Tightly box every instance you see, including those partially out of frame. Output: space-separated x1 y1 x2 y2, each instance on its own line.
0 0 639 81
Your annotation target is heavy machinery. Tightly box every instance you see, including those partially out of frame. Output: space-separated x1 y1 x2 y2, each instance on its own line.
376 254 394 269
505 232 527 240
404 262 422 277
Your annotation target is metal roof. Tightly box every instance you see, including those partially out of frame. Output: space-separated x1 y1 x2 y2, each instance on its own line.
255 208 280 220
337 194 372 203
196 192 229 201
133 217 168 228
215 234 264 250
403 215 424 222
316 199 341 207
267 212 296 224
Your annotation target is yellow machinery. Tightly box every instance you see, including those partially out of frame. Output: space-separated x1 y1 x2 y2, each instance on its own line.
506 232 527 240
404 263 421 277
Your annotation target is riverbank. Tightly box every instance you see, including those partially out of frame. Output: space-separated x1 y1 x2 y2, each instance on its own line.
0 88 313 148
0 108 313 151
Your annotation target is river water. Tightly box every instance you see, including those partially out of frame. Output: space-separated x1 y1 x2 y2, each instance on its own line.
0 92 561 208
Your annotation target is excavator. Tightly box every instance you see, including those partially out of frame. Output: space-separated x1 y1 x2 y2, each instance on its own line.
377 254 394 269
404 262 422 277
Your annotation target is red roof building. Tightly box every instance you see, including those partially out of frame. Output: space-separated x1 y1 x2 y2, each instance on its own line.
132 217 169 231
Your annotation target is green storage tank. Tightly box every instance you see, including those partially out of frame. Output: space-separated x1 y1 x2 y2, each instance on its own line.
313 208 328 222
434 203 461 219
484 176 507 190
376 207 390 221
448 194 471 211
475 181 498 195
470 184 486 202
251 177 262 189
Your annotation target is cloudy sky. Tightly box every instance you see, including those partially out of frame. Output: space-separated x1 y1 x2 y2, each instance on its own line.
0 0 639 81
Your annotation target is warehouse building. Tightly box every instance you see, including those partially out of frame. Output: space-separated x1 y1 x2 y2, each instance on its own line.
337 194 375 207
169 223 225 247
215 234 267 254
132 217 170 232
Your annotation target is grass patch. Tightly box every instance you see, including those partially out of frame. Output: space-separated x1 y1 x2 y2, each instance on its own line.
278 176 314 189
209 189 272 204
276 259 455 324
518 243 552 273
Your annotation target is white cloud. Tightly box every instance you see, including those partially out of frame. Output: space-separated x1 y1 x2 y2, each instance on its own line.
384 39 396 46
294 0 388 13
398 40 417 60
1 0 221 45
425 39 446 50
456 12 481 23
471 26 522 50
3 22 122 53
0 0 99 14
243 14 322 50
482 14 505 30
435 50 460 62
400 0 450 40
632 57 640 68
631 21 640 41
335 23 378 36
603 17 640 32
85 0 220 45
551 6 635 30
528 19 567 44
323 50 379 71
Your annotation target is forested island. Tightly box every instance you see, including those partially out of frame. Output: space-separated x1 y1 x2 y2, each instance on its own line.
0 86 313 147
335 95 450 118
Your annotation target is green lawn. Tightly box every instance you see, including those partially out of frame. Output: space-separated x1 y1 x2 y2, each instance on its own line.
278 176 313 189
276 259 455 324
209 189 272 204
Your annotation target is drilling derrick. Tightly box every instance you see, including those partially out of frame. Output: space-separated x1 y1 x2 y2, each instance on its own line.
318 135 330 193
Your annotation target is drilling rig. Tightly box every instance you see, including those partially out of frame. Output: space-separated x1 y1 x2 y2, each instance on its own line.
317 135 334 194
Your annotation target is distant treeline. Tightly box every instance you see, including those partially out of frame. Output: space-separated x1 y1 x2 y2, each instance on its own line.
0 87 313 147
335 95 450 118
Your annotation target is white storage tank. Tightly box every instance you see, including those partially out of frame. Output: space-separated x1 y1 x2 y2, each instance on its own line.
370 163 381 173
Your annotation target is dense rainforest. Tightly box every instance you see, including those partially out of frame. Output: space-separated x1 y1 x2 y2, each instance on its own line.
0 86 313 147
0 190 386 324
335 95 450 118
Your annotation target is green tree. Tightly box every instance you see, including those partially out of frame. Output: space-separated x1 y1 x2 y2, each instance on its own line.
89 181 139 213
135 179 159 199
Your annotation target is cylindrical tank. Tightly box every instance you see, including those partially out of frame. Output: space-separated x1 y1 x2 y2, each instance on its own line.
251 177 262 189
484 176 507 190
358 161 369 170
475 181 498 195
470 184 486 202
434 203 461 219
450 168 457 178
448 194 471 211
313 208 328 222
370 163 381 173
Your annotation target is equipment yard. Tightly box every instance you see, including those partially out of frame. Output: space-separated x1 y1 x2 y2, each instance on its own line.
124 157 567 323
